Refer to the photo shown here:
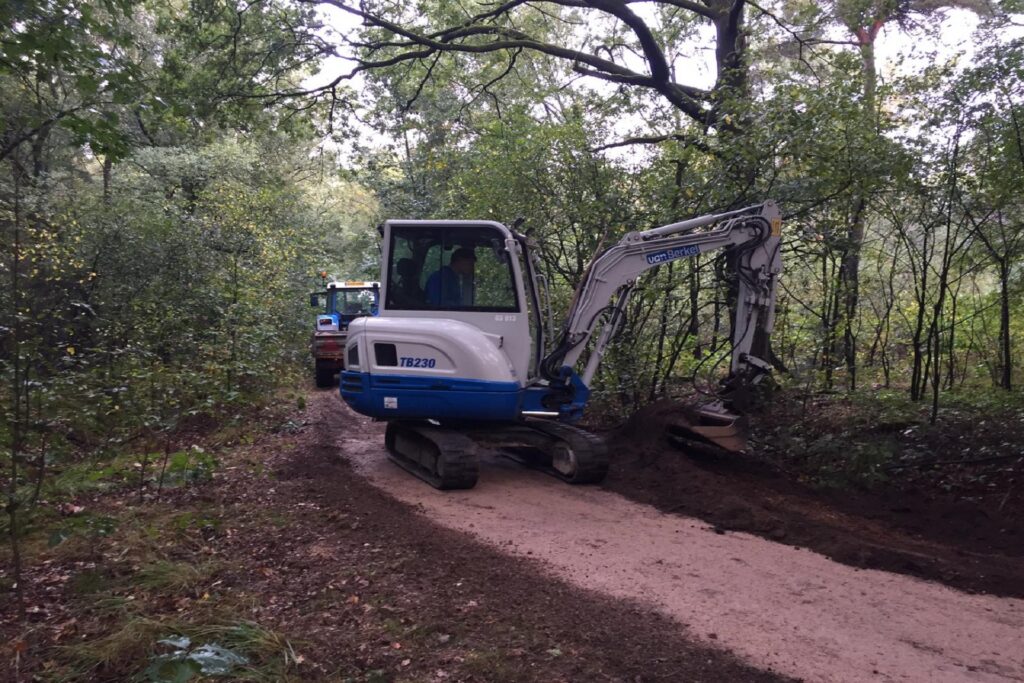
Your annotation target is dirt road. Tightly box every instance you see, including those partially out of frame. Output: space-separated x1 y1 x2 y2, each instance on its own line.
333 398 1024 683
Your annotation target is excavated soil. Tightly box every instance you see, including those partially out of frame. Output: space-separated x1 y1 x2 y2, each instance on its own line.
602 400 1024 598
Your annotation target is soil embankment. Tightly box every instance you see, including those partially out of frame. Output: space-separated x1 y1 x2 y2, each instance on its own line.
602 400 1024 598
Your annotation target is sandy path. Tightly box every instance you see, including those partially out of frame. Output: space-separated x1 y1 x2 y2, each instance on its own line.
335 411 1024 683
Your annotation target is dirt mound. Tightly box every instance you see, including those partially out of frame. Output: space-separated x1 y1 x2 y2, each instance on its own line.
603 400 1024 598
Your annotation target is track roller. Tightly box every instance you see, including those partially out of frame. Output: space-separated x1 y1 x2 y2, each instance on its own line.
495 419 609 484
384 420 479 490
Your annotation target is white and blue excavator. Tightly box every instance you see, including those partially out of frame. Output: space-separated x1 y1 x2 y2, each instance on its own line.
340 201 783 489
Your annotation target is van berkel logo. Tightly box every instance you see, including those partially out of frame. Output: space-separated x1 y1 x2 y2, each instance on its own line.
645 244 701 265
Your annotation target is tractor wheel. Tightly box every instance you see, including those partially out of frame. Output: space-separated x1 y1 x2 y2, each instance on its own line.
315 361 335 388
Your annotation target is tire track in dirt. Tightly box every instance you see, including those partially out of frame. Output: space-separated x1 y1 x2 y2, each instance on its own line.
332 398 1024 683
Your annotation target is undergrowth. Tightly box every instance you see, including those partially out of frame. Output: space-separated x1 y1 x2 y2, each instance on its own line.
752 386 1024 499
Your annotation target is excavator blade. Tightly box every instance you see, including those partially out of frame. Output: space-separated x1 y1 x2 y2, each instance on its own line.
665 407 749 453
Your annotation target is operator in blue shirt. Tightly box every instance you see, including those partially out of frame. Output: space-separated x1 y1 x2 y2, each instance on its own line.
425 247 476 307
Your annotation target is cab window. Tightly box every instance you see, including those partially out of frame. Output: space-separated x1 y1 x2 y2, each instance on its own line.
337 289 377 316
386 225 518 312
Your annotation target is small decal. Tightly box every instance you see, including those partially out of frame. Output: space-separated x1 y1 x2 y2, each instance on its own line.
399 357 437 368
645 244 700 265
771 217 782 236
494 314 517 322
384 397 398 409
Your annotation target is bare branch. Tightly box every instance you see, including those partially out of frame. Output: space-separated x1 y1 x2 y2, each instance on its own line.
400 52 443 113
590 132 712 153
307 0 719 125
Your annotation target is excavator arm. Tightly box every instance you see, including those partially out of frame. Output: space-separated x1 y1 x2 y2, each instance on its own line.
534 201 782 443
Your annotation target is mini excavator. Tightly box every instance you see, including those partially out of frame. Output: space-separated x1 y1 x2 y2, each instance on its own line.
340 201 783 489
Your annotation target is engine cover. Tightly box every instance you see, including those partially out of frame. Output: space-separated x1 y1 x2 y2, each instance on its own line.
340 317 523 421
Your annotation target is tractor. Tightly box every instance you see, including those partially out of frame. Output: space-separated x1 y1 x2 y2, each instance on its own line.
310 280 380 388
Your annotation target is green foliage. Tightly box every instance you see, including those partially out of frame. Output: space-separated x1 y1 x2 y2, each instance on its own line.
0 0 143 159
158 449 218 488
0 1 380 612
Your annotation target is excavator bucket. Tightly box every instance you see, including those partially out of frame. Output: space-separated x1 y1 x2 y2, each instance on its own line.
665 407 749 453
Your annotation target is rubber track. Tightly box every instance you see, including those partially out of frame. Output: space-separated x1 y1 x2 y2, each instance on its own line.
519 419 609 485
385 421 479 490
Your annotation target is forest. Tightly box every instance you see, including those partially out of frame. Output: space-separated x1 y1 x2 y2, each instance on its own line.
2 0 1024 680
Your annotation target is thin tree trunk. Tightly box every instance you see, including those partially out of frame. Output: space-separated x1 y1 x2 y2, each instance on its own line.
910 229 930 401
946 288 957 390
999 260 1012 390
29 435 48 509
841 197 866 391
689 257 701 358
932 131 963 423
102 155 113 203
7 160 26 620
157 434 173 496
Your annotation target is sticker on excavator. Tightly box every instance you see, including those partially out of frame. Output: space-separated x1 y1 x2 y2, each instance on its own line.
771 218 782 236
384 397 398 409
645 244 701 265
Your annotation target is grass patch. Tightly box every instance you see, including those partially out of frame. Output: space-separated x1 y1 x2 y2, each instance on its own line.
30 498 304 681
134 560 221 595
69 568 115 596
461 648 521 681
49 616 298 682
757 386 1024 491
51 451 146 497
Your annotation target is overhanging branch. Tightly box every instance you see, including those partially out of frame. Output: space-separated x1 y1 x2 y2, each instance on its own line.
306 0 720 125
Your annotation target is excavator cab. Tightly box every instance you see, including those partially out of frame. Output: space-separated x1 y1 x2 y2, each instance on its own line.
373 221 535 386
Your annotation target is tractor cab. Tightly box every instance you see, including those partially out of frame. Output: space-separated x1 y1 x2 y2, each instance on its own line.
310 281 380 332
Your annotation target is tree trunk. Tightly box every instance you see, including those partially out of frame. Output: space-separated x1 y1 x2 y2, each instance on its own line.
689 257 701 358
7 160 26 620
649 265 672 401
102 155 113 203
838 23 882 391
711 0 748 101
999 260 1012 390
